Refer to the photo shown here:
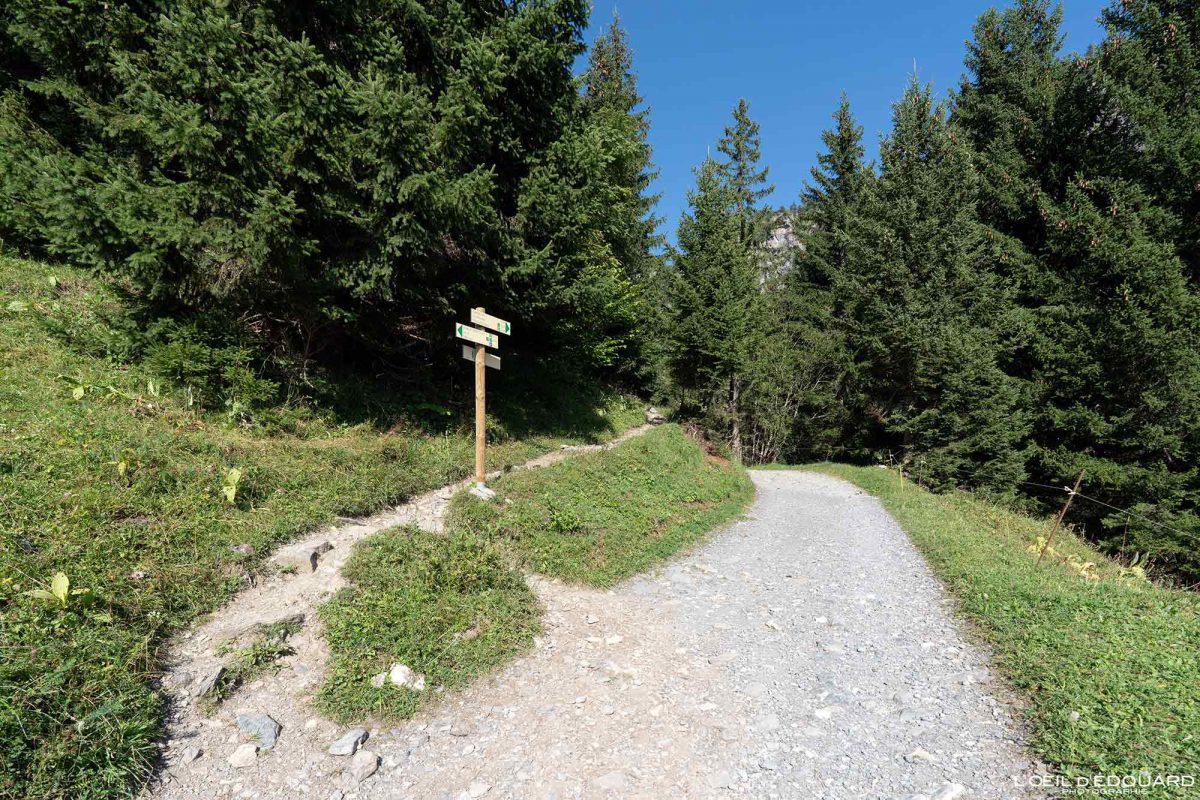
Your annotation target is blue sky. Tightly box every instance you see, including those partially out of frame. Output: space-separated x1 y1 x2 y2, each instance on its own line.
579 0 1108 241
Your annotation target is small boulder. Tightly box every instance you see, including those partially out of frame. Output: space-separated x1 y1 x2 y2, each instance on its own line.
347 749 379 782
236 713 282 750
645 407 666 425
328 728 368 757
228 743 258 768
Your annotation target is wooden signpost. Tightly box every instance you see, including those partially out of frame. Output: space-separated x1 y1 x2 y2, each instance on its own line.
456 307 510 498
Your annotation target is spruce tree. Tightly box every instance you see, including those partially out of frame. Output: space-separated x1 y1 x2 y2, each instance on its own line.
799 94 870 287
581 12 661 285
669 156 765 462
716 98 775 244
839 78 1028 491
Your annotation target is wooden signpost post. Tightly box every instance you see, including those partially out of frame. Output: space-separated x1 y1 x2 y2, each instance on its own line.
456 307 510 499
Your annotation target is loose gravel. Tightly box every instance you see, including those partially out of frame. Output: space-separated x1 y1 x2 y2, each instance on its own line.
149 468 1045 800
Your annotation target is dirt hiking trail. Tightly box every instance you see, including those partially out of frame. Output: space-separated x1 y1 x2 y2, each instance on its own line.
150 465 1042 800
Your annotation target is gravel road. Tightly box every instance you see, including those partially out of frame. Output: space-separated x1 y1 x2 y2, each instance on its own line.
153 468 1043 800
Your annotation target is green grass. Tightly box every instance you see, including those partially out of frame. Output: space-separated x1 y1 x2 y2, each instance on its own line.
0 254 643 800
315 423 752 724
806 464 1200 797
316 528 540 722
449 424 754 587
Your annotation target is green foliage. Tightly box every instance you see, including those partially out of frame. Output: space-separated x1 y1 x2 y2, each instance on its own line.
953 0 1200 578
667 100 781 462
0 255 643 799
448 425 753 586
834 78 1029 492
317 528 539 722
814 464 1200 797
0 0 654 384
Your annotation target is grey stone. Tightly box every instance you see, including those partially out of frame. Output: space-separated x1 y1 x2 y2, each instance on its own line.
273 541 333 573
177 746 202 765
347 749 379 782
190 666 224 698
645 407 666 424
236 713 282 750
328 728 368 756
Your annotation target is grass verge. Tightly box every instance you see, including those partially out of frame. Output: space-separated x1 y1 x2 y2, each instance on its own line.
0 255 643 799
315 424 752 724
808 464 1200 796
449 424 754 587
316 528 540 722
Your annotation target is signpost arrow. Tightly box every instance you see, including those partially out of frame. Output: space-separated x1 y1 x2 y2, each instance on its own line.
462 345 500 370
455 323 497 349
471 308 512 336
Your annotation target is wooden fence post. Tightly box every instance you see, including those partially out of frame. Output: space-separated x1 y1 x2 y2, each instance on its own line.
1037 470 1085 566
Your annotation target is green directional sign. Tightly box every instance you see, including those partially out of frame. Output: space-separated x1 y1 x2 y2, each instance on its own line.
455 323 497 348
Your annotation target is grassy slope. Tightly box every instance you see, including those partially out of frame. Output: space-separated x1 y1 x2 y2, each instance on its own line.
809 464 1200 795
0 255 642 799
317 424 752 723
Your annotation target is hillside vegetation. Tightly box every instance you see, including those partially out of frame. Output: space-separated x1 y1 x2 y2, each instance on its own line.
0 255 642 799
813 464 1200 794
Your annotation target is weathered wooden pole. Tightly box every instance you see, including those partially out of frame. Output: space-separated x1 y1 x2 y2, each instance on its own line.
474 326 487 484
1037 470 1085 566
455 307 509 497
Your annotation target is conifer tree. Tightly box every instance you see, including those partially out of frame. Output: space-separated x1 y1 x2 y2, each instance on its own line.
799 94 870 287
839 78 1028 490
581 12 661 285
716 99 775 244
669 155 766 462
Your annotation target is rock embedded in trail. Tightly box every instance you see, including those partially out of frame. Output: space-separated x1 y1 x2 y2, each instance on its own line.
645 406 666 424
228 743 258 768
347 749 379 782
236 713 282 750
190 666 224 699
328 728 368 756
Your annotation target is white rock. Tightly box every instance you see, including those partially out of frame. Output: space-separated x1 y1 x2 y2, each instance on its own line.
585 614 599 625
468 781 491 797
906 748 936 763
177 746 202 764
814 706 838 720
370 672 387 688
389 663 426 691
228 744 257 768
